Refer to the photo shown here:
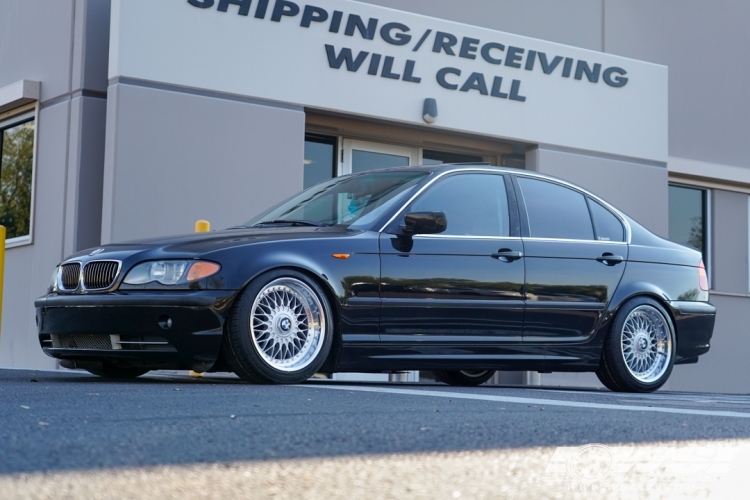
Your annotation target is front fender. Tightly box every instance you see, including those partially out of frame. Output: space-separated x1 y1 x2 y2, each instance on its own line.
202 233 381 305
198 233 382 367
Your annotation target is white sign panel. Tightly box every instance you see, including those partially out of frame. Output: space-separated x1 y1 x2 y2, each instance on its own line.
109 0 668 162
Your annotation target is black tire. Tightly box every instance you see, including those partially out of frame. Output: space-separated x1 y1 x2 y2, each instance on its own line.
595 363 625 392
222 269 334 384
597 296 676 393
85 361 149 379
433 370 495 386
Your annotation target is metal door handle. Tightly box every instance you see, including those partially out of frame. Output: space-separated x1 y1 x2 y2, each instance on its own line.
596 253 624 266
491 249 524 262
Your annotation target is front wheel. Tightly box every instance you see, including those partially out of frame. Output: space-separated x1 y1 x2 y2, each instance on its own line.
596 297 676 393
222 269 333 384
433 370 495 386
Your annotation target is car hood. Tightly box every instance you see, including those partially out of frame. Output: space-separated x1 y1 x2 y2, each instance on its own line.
63 226 361 263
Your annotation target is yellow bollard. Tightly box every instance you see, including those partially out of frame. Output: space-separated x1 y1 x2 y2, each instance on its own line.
0 225 4 342
190 220 210 378
195 220 210 233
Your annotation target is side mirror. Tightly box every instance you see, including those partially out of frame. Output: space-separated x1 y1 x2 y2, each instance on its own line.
400 212 447 236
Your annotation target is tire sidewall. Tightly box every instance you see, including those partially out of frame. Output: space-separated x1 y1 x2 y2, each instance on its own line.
609 297 676 392
231 269 334 384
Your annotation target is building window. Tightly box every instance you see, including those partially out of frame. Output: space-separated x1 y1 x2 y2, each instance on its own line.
0 112 35 243
668 184 708 267
304 134 336 189
422 149 483 165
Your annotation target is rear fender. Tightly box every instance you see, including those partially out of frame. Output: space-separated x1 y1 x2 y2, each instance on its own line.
587 280 672 353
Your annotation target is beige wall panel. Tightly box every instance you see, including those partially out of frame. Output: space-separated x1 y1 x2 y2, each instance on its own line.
0 0 75 101
363 0 604 50
102 83 305 243
605 0 750 168
0 102 72 369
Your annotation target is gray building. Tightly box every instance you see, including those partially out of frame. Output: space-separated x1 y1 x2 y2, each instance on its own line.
0 0 746 392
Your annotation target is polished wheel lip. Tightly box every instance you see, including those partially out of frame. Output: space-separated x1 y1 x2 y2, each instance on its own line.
250 278 326 373
620 305 672 384
458 370 490 378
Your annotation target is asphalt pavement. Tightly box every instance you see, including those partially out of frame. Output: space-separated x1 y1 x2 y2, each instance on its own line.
2 368 750 499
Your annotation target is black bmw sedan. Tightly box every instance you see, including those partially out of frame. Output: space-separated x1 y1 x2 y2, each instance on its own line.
36 165 715 392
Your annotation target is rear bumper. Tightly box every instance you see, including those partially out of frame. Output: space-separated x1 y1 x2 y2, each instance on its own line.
667 300 716 362
35 290 238 371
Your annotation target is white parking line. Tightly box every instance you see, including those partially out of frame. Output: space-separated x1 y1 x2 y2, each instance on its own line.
300 384 750 419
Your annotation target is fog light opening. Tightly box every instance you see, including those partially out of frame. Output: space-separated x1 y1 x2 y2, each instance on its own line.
158 315 173 330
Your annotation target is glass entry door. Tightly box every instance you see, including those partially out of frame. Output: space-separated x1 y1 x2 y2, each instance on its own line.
342 139 419 175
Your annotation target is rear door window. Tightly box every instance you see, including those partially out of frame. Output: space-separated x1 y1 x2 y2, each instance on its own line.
517 177 594 240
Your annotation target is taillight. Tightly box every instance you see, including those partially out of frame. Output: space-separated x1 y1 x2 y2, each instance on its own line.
698 259 709 291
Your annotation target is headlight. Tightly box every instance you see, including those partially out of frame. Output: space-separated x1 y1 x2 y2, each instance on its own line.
123 260 220 285
49 266 59 293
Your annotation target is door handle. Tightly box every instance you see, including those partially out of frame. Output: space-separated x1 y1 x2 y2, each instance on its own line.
491 249 524 262
596 253 624 266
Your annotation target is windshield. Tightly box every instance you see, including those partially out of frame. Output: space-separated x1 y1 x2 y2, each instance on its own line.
245 171 428 229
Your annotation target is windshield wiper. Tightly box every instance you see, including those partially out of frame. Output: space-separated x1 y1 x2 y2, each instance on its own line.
252 219 328 227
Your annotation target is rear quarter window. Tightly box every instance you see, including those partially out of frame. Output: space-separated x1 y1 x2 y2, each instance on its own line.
588 199 625 242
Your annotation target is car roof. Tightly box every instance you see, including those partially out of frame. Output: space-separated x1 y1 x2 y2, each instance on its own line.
349 163 560 184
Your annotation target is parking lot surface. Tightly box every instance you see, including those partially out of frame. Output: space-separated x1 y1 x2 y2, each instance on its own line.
2 369 750 499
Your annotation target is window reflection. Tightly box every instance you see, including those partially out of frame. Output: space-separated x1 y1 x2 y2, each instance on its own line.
246 171 426 229
0 118 34 240
352 150 409 173
668 184 707 263
422 150 483 165
304 135 336 189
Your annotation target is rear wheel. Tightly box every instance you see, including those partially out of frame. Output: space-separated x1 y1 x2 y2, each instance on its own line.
85 361 149 379
222 269 333 384
597 297 675 393
433 370 495 386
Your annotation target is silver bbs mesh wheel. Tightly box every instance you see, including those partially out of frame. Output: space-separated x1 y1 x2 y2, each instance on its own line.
620 305 672 383
250 278 326 373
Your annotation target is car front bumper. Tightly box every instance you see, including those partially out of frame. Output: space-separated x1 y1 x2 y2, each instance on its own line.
35 290 238 371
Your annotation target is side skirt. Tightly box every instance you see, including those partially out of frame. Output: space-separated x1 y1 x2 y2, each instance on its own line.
336 343 602 373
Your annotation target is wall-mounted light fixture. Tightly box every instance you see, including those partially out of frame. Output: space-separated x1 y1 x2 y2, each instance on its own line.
423 98 438 124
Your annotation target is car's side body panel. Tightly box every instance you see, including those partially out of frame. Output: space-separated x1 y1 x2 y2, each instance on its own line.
379 233 526 343
522 239 627 342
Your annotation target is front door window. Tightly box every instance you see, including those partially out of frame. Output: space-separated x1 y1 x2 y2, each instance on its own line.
410 173 510 237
